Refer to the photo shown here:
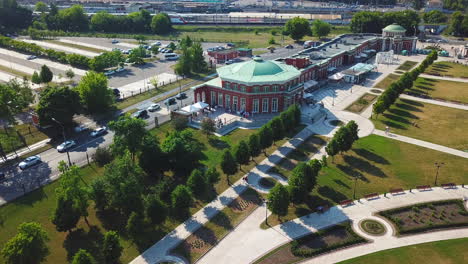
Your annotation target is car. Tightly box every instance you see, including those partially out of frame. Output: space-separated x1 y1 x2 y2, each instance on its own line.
27 55 37 60
112 88 121 97
164 98 176 105
74 125 88 133
226 60 234 65
57 140 76 152
115 67 125 73
457 38 465 41
111 39 119 44
132 109 148 119
123 49 130 54
104 70 115 76
147 103 161 112
18 155 41 170
176 92 187 100
227 43 235 47
90 127 107 137
285 44 294 49
152 41 162 46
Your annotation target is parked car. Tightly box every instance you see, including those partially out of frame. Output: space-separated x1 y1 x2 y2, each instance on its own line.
147 103 161 112
152 41 162 46
104 70 115 76
111 39 119 44
164 98 176 105
74 125 88 133
285 44 294 49
132 109 148 119
112 88 121 97
227 43 235 47
226 60 234 65
176 92 187 100
19 155 41 170
115 67 125 73
27 55 37 60
90 127 107 137
57 140 76 152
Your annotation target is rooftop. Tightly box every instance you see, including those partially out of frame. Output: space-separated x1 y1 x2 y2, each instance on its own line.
383 23 406 33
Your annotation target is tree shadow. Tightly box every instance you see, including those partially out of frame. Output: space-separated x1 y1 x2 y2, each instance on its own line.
414 84 434 91
400 98 424 107
382 113 412 125
396 103 423 113
343 155 387 178
336 164 363 179
317 186 348 203
333 179 351 189
387 109 419 120
211 211 233 230
353 148 389 165
95 208 128 232
380 120 407 130
63 226 104 261
208 137 230 150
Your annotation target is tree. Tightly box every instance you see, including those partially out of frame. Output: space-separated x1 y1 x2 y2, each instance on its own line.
138 135 166 176
150 45 160 56
288 168 307 204
206 167 220 184
284 17 311 41
201 117 216 135
311 19 331 39
325 139 339 163
102 231 123 264
187 169 206 196
423 10 447 24
180 35 193 50
1 222 49 264
31 71 41 84
150 76 159 90
372 100 386 118
126 212 144 238
151 13 172 34
220 149 238 184
76 71 113 113
109 115 148 161
144 194 167 224
234 140 250 169
450 11 464 36
161 130 203 174
35 1 48 13
39 64 53 83
127 46 146 65
190 42 207 73
267 183 289 220
248 133 261 158
350 11 383 33
72 249 96 264
171 185 193 216
412 0 425 10
0 0 32 31
65 69 75 81
268 36 276 45
172 116 188 131
0 79 34 125
57 5 89 32
174 47 192 76
346 121 359 142
258 126 273 152
51 190 81 232
36 86 81 126
89 50 124 72
269 117 284 141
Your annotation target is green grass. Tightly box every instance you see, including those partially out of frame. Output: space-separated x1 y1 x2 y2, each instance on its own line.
345 93 377 113
408 77 468 104
372 98 468 150
373 74 400 90
425 61 468 78
396 61 418 71
0 124 49 154
261 134 468 228
339 238 468 264
0 64 31 79
46 40 107 53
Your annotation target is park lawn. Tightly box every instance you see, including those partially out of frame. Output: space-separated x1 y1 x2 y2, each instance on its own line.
0 123 49 154
373 73 399 90
46 40 108 54
372 98 468 151
408 77 468 104
339 238 468 264
425 61 468 78
345 93 377 113
396 61 418 71
262 134 468 228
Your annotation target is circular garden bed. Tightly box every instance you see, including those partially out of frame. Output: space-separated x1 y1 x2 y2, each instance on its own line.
360 219 386 236
259 177 276 189
328 120 344 127
370 89 382 94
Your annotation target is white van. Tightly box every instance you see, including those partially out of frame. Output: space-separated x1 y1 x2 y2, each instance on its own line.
165 53 179 60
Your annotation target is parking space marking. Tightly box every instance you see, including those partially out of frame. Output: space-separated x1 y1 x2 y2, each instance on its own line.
21 39 100 57
59 39 113 52
0 58 64 83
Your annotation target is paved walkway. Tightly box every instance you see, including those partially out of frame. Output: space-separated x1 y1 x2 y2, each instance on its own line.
0 139 51 165
129 126 314 264
373 129 468 159
198 187 468 264
420 73 468 83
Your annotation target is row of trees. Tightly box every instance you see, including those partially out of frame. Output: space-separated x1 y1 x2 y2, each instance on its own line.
350 10 420 35
325 121 359 162
220 104 302 183
174 36 207 76
33 2 173 35
373 50 438 118
449 11 468 37
283 17 332 41
442 0 468 11
0 0 32 33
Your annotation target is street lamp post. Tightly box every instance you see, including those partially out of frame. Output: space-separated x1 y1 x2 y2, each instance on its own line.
51 118 72 166
434 162 445 186
263 199 269 226
353 176 358 200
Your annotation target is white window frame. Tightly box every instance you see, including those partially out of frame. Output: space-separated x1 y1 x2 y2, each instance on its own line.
272 98 278 112
240 98 246 111
211 91 216 106
218 93 223 107
253 99 259 113
262 98 269 113
225 94 231 109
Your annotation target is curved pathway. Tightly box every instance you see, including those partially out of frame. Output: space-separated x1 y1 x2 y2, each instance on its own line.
197 186 468 264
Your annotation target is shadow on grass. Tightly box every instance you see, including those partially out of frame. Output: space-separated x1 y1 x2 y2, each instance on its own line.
353 148 389 165
317 186 348 203
382 113 412 125
400 98 424 107
336 164 363 179
208 137 230 150
343 155 387 178
63 226 104 261
96 208 128 232
387 109 419 120
211 211 234 230
333 179 351 189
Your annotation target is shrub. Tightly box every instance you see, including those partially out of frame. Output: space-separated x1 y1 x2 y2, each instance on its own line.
172 116 187 131
93 147 113 166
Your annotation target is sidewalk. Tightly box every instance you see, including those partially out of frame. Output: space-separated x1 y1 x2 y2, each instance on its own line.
373 129 468 159
0 138 51 165
420 73 468 83
198 186 468 264
129 126 313 264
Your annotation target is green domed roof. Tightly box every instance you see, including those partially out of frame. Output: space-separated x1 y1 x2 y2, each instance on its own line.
383 23 406 33
217 56 300 84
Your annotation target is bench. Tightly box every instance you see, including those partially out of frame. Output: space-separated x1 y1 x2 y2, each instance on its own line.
441 183 456 189
390 188 404 195
416 185 432 191
364 193 379 200
340 199 353 207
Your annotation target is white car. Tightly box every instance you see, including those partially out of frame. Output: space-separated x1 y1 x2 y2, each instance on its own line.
147 103 161 112
27 55 37 60
152 41 161 46
57 140 76 152
19 155 41 170
90 127 107 137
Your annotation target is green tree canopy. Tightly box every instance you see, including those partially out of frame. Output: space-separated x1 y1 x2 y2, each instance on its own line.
151 13 172 34
76 71 113 113
187 169 206 196
190 42 207 73
138 135 167 177
201 117 216 135
248 133 261 158
144 194 167 224
221 149 238 177
205 167 220 184
102 231 123 264
311 19 331 39
422 10 447 24
161 130 203 174
35 1 48 13
1 222 49 264
39 64 53 83
36 86 81 126
71 249 96 264
234 140 250 168
109 115 148 161
57 5 89 32
284 17 311 41
0 79 34 125
171 185 193 215
267 183 289 219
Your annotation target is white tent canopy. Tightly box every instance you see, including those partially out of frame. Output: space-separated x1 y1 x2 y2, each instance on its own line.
328 72 344 81
181 104 200 113
304 80 318 89
193 101 209 109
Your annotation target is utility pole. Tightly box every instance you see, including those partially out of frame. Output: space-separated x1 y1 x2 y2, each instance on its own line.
52 118 72 166
434 162 445 186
